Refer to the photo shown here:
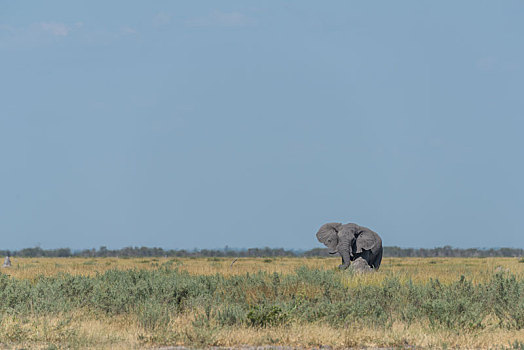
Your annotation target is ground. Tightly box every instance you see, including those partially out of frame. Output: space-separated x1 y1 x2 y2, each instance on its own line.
0 257 522 349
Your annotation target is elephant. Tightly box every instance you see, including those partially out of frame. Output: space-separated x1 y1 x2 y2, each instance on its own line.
316 222 383 270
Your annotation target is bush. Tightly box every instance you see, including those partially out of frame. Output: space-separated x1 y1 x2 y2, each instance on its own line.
214 304 246 326
0 267 521 333
486 273 524 329
421 276 486 330
247 305 288 327
136 300 170 331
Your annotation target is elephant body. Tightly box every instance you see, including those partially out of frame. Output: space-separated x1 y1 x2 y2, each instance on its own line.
316 222 383 270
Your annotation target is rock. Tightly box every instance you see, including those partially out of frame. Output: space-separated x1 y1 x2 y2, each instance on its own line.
2 256 11 268
350 257 373 273
495 266 509 273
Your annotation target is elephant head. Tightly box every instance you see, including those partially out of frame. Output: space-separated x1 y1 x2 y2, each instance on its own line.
316 222 343 255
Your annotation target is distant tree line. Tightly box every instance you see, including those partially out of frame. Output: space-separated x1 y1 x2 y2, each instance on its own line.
383 246 523 258
0 245 522 258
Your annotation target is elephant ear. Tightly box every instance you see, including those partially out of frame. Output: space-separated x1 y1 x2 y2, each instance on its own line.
316 222 342 243
355 228 381 254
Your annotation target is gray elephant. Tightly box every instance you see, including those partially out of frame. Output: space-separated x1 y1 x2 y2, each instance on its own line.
316 222 383 270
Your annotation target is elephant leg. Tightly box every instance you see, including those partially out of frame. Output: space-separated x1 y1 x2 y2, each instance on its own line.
371 249 383 270
338 250 351 270
359 250 372 268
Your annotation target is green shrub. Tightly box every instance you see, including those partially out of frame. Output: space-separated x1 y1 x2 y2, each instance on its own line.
136 300 170 331
214 304 246 326
486 273 523 329
247 305 288 327
186 305 217 346
0 266 521 334
421 276 486 330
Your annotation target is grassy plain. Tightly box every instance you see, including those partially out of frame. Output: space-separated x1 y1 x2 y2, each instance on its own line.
0 257 523 349
5 256 523 282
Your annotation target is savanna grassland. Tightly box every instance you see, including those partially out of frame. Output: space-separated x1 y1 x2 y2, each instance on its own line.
0 257 523 349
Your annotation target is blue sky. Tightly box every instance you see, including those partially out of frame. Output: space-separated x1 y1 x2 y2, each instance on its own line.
1 1 523 250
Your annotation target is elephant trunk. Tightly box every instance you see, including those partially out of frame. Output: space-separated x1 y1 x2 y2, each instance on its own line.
337 233 353 269
339 249 351 269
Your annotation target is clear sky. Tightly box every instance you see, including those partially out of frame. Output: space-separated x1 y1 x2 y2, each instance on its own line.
1 1 523 250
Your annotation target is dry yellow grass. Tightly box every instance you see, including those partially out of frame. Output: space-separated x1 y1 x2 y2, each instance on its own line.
1 310 522 349
3 256 523 284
